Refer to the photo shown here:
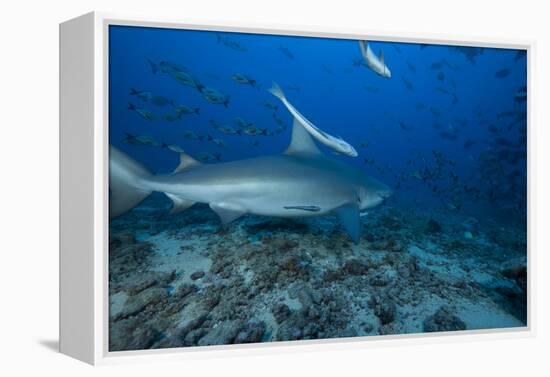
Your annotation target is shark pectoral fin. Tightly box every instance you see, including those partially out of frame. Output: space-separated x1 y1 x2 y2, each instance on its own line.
379 50 385 65
360 210 369 217
172 153 201 174
284 118 322 156
210 203 246 224
165 193 196 214
336 204 360 244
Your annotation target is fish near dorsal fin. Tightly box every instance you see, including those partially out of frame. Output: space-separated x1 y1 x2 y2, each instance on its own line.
284 118 322 156
173 153 201 174
379 50 385 64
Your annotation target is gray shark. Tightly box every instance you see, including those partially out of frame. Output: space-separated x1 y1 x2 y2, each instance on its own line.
110 113 391 243
358 40 391 78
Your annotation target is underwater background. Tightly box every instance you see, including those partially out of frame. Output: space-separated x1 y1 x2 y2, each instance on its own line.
108 25 527 351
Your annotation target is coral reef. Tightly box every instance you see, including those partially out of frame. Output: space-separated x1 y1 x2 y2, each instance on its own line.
109 195 527 351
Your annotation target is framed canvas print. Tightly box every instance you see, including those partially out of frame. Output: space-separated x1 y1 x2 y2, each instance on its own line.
60 12 532 365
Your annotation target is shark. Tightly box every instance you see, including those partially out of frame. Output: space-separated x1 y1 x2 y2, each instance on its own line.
358 40 391 78
268 82 358 157
110 104 392 243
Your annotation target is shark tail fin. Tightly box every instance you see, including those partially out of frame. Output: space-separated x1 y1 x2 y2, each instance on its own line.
268 82 286 101
109 146 153 218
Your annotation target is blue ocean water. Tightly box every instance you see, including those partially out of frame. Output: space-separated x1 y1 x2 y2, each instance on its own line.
109 25 526 223
108 25 527 351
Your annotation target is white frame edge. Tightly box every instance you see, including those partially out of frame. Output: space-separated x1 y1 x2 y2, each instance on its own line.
59 11 536 366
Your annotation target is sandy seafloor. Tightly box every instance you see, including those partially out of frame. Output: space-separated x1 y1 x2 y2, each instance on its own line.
108 193 527 351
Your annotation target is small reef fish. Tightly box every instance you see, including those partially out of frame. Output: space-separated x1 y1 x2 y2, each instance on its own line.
274 125 288 134
232 74 259 87
206 136 226 147
170 70 203 90
430 107 442 117
148 59 203 90
358 40 391 78
435 86 459 104
321 64 333 74
200 86 230 107
183 130 204 141
163 113 181 122
451 46 484 63
446 202 462 211
242 125 269 136
363 85 379 93
150 96 174 107
463 139 476 149
285 84 301 92
123 133 160 146
443 59 459 71
150 60 203 91
398 120 412 131
406 60 417 73
161 143 186 153
272 113 284 125
279 45 294 59
234 117 254 128
128 103 154 121
130 88 173 106
410 171 424 181
148 60 187 74
514 86 527 103
130 88 153 102
454 117 468 127
497 110 523 119
430 61 444 70
268 82 358 157
149 96 174 106
263 102 279 111
495 68 510 79
439 129 458 140
216 34 247 52
401 76 414 91
197 152 222 162
210 120 241 135
488 124 501 134
515 50 527 62
174 105 200 116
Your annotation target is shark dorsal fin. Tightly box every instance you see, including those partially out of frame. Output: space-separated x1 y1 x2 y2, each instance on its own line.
379 50 385 64
173 153 201 174
284 118 321 156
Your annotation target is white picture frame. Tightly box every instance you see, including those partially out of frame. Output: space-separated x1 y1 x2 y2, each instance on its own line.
59 11 535 365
